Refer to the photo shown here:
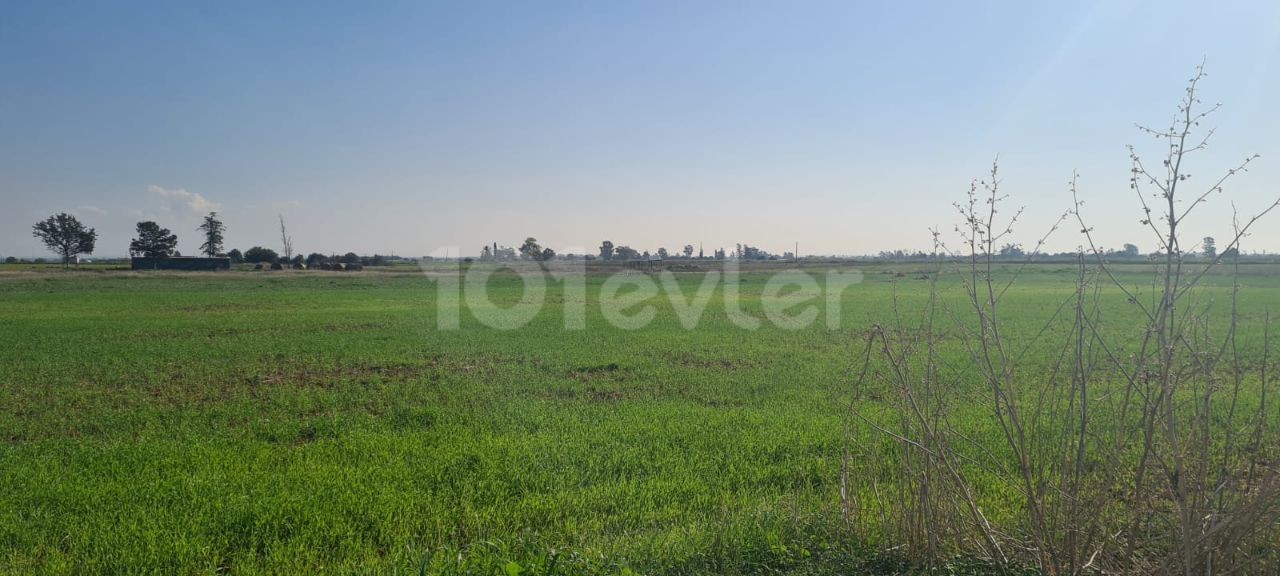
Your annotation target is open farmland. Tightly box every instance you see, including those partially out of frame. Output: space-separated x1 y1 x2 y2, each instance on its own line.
2 262 1278 574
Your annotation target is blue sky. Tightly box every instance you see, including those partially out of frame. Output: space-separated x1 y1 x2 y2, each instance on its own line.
3 0 1280 257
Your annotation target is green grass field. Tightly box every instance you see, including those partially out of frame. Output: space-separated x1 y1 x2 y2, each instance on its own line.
1 263 1276 575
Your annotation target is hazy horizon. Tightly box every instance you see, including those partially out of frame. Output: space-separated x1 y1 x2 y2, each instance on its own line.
5 1 1280 259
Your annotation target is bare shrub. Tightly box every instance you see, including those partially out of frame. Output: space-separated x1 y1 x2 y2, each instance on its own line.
843 64 1280 574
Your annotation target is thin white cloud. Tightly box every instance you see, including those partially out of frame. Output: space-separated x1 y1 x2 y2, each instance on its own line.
76 205 108 217
129 208 163 221
148 185 220 213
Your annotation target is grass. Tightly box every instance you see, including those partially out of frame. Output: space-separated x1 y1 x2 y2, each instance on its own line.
0 262 1276 574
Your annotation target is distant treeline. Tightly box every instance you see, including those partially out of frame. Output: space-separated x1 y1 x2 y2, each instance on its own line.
12 212 1271 267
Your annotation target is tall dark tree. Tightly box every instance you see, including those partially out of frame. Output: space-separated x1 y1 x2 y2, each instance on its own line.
129 221 178 258
32 213 97 268
599 240 615 260
520 237 544 260
227 248 244 263
198 212 225 257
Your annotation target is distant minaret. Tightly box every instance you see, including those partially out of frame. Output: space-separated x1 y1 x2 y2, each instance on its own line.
698 243 704 259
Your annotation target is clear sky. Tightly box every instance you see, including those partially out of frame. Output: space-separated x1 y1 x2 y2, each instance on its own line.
3 1 1280 258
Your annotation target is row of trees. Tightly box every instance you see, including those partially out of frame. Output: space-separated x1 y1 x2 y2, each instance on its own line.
476 240 751 262
27 211 385 269
27 214 1236 268
475 239 758 262
598 241 722 261
599 241 784 261
125 213 240 260
872 238 1235 261
27 212 227 267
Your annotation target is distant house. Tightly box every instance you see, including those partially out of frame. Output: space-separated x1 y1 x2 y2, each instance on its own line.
131 257 231 271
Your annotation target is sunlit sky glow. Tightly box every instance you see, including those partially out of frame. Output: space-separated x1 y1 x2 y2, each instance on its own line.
4 1 1280 258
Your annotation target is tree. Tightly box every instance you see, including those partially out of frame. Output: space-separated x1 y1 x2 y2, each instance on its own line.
1203 236 1217 258
340 252 361 264
129 221 178 258
998 243 1024 258
599 240 615 260
492 245 516 260
540 247 556 261
520 237 544 260
657 247 669 259
243 246 279 263
290 254 304 268
614 245 639 260
1121 243 1140 257
683 245 694 258
4 257 16 264
278 215 294 261
305 253 326 268
198 212 225 257
737 244 769 260
227 248 244 263
32 213 97 268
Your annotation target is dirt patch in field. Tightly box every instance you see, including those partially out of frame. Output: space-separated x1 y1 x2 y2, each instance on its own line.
317 321 389 333
239 354 507 392
176 301 275 313
127 321 391 341
113 361 438 410
249 362 430 389
569 363 625 382
537 384 632 403
662 351 758 370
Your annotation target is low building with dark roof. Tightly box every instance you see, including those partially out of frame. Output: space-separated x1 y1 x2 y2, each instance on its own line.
131 257 231 271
